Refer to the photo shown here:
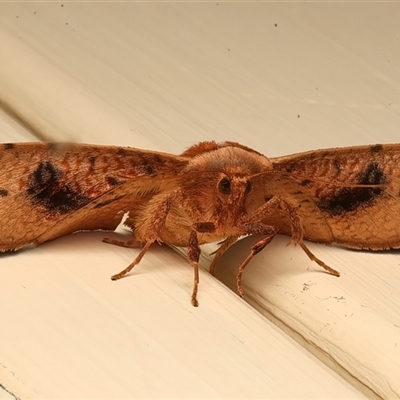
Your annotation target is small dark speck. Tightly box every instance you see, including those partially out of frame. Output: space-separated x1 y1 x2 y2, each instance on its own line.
34 11 36 14
66 22 68 25
297 115 300 118
106 176 120 187
153 154 163 163
61 4 64 7
274 23 278 27
227 48 230 51
300 179 312 186
316 87 319 90
88 156 96 168
16 15 18 18
370 144 383 153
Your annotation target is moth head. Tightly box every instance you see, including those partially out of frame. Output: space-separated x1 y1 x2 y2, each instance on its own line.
178 171 254 225
180 145 271 217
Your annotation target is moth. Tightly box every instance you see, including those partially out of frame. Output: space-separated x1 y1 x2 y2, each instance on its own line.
0 141 396 306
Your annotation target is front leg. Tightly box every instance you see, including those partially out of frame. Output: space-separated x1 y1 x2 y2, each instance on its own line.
110 195 172 281
233 222 279 297
209 235 240 276
234 196 339 297
188 222 217 307
187 231 201 307
191 220 277 303
249 196 339 276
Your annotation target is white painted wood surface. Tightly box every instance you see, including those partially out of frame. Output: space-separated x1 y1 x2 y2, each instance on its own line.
1 3 399 398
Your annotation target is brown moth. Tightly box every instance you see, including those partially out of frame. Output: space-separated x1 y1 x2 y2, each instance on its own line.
0 141 395 306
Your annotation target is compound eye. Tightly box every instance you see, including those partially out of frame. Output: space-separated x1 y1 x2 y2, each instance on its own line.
245 180 252 195
218 177 231 194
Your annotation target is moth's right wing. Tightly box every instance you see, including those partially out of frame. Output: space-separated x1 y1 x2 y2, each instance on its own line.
0 142 188 250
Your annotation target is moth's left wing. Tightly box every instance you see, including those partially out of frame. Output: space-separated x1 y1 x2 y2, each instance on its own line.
270 143 400 250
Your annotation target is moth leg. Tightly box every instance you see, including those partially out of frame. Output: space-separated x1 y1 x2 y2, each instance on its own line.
186 222 219 306
249 196 340 277
188 231 201 307
103 237 141 248
111 195 172 282
235 222 279 297
277 200 340 277
111 242 153 280
209 235 240 275
298 241 339 276
103 224 141 248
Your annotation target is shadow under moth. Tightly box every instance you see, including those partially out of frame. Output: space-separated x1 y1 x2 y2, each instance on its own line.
0 141 395 306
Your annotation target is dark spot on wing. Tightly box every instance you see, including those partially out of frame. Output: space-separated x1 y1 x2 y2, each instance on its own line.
106 176 121 187
117 148 130 156
370 144 383 153
4 143 14 150
0 188 8 197
358 162 384 185
141 154 166 175
89 156 96 167
144 164 156 175
333 158 341 173
27 161 90 214
317 162 385 215
117 150 169 177
153 154 163 163
47 143 60 152
300 179 312 186
135 164 156 176
31 161 61 186
284 162 296 173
